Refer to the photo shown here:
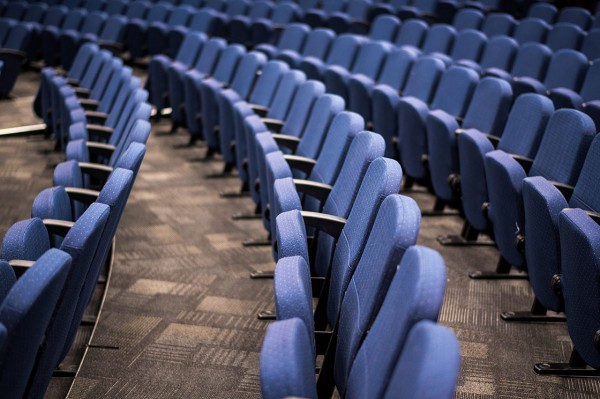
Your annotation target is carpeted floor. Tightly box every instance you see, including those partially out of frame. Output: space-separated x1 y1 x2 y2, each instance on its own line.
1 71 600 398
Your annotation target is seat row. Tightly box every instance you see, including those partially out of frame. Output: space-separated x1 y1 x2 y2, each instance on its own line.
0 19 31 97
0 43 152 397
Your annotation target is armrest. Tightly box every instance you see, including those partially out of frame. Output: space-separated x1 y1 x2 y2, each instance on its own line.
79 98 99 111
86 141 116 157
74 87 90 98
42 218 75 236
79 161 113 182
85 110 108 125
8 259 34 278
484 133 501 147
283 154 316 175
250 103 268 117
65 187 100 205
98 40 124 54
510 154 533 173
300 210 346 239
86 124 113 140
261 117 284 133
67 78 79 86
272 133 300 152
585 210 600 225
550 181 574 200
293 179 332 203
0 48 26 58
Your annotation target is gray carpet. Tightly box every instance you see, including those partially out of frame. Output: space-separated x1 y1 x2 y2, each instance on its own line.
1 71 600 398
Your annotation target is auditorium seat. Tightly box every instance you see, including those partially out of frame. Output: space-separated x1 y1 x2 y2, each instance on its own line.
368 14 400 42
526 2 557 24
298 33 366 80
255 22 310 59
275 27 334 70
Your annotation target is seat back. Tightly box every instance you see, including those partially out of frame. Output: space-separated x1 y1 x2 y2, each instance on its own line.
582 29 600 62
2 2 26 20
461 77 512 137
125 1 149 19
99 14 127 42
324 33 364 69
276 23 310 52
394 19 428 48
301 28 334 59
4 23 30 50
402 56 446 103
212 44 246 83
512 17 550 44
325 157 405 321
110 119 151 168
67 42 99 82
510 42 552 81
167 5 193 27
105 0 126 16
479 35 517 71
333 194 421 392
270 2 301 24
0 249 71 399
498 93 554 159
193 37 226 75
145 3 171 23
281 80 325 138
346 247 448 399
530 109 596 186
60 9 86 30
79 11 106 35
430 66 479 118
266 69 306 121
558 6 592 29
22 3 47 23
377 47 418 90
26 204 110 397
247 1 273 20
421 24 456 55
369 14 400 42
350 41 391 78
569 135 600 212
230 52 267 100
527 2 557 24
382 321 460 399
579 61 600 103
224 0 250 17
546 22 585 52
43 5 68 27
448 28 487 62
174 31 206 67
248 60 289 108
452 8 484 31
543 49 588 92
559 208 600 369
295 94 345 160
482 13 516 37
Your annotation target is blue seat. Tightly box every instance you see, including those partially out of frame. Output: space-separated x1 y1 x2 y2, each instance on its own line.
250 2 302 46
0 249 71 399
125 2 172 60
484 109 595 272
105 0 126 16
369 14 400 42
183 44 246 142
146 32 206 112
394 18 428 48
452 8 484 31
23 5 67 62
229 1 273 46
327 0 373 35
431 28 487 66
557 6 592 30
303 0 346 28
168 9 222 55
372 55 445 160
549 60 600 129
512 17 550 45
347 46 418 126
1 203 110 398
0 23 31 97
527 2 557 24
545 22 585 52
481 12 516 37
521 133 600 317
201 51 267 158
484 42 551 83
582 28 600 60
255 22 310 59
379 321 460 398
276 27 335 70
416 23 457 56
58 11 106 69
298 33 365 80
457 94 554 236
456 35 518 75
324 40 392 100
398 65 479 183
146 5 194 57
427 77 512 208
168 37 225 129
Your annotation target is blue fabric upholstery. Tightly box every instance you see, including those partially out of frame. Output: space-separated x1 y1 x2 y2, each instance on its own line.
1 218 50 263
369 14 400 42
513 17 550 45
299 34 365 80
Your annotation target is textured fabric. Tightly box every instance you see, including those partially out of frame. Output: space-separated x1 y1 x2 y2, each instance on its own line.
242 113 270 189
543 49 588 93
383 321 460 399
482 13 516 37
326 158 405 320
513 18 550 45
299 34 364 80
545 23 585 52
277 28 334 69
394 19 428 47
0 262 15 304
0 248 71 399
559 209 600 369
27 203 110 398
1 218 50 262
254 133 279 214
447 29 487 63
530 109 596 186
32 185 76 242
523 176 570 311
477 36 518 71
346 247 447 399
280 80 326 139
255 23 309 58
452 8 484 31
275 210 310 264
527 2 557 23
260 318 317 399
581 30 600 61
265 150 294 234
247 60 289 108
369 14 400 42
273 256 314 353
265 70 306 122
421 24 456 55
333 195 421 391
558 6 592 29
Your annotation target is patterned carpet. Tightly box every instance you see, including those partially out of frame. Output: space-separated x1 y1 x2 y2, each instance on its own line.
1 71 600 398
